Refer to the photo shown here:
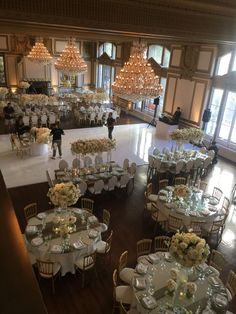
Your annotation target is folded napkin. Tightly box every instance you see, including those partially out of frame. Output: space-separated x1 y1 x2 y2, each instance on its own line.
209 197 219 205
31 237 43 246
196 263 208 272
134 277 147 290
73 208 82 215
141 295 157 309
37 212 47 220
159 195 167 201
148 253 160 264
159 189 168 195
26 225 37 234
136 263 148 275
88 229 99 238
73 240 85 249
213 293 228 307
51 244 63 253
87 216 98 223
176 208 185 214
208 276 222 286
164 252 174 262
166 186 175 191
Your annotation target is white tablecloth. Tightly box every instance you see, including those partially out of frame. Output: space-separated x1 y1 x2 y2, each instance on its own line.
25 210 101 276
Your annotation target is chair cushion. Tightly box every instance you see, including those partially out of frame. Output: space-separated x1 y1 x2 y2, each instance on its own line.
115 285 133 304
148 194 158 202
120 267 135 285
75 256 94 270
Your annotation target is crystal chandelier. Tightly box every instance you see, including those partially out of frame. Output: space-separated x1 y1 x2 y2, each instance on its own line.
55 38 87 75
112 43 163 102
27 38 52 63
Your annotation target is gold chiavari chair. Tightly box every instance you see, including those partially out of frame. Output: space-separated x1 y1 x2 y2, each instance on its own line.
153 236 170 252
81 197 94 214
74 252 97 288
36 259 61 294
118 250 135 285
208 249 226 274
24 203 37 222
174 176 186 186
225 270 236 300
136 239 152 261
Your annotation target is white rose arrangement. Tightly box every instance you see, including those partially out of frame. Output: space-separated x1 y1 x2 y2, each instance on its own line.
18 81 30 89
170 268 179 281
169 231 210 267
185 282 197 298
71 138 116 155
0 87 8 95
47 182 81 208
173 185 190 198
166 279 177 295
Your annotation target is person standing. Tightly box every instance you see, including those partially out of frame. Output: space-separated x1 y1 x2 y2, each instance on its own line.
106 112 115 140
50 123 64 159
3 102 15 133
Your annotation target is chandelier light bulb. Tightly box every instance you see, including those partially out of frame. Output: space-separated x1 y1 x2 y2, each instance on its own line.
112 43 162 101
55 37 87 75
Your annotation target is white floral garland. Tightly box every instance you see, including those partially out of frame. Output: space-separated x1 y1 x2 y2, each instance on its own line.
170 128 203 142
71 138 116 155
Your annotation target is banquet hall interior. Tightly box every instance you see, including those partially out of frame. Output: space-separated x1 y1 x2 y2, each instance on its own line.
0 1 236 314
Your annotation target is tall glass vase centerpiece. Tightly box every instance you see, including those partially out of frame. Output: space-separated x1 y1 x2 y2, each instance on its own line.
168 231 210 305
173 185 191 209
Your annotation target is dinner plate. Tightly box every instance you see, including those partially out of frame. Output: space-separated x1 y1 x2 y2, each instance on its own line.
31 237 43 246
134 277 147 290
159 189 168 195
209 197 219 206
140 295 157 309
135 263 148 275
73 240 85 250
51 244 63 253
37 212 47 220
88 229 99 238
25 225 38 234
159 195 167 201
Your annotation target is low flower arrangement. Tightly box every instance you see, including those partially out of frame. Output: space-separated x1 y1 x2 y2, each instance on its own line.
169 231 210 267
0 87 8 95
185 282 197 298
20 94 49 106
170 128 203 143
47 182 81 208
30 127 51 144
71 138 116 155
18 81 30 89
166 279 177 295
173 185 191 198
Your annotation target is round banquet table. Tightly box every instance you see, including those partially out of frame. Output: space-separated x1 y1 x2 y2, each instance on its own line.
132 252 229 314
156 186 223 230
24 208 103 276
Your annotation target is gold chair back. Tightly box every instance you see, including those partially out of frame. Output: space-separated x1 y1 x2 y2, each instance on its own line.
208 249 226 273
136 239 152 258
154 236 170 252
24 203 37 222
226 270 236 298
81 197 94 214
212 187 223 202
103 209 111 227
118 250 128 273
168 214 184 232
174 177 186 185
159 179 168 190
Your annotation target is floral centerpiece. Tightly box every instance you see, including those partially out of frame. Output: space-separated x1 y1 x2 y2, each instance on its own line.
169 231 210 267
47 182 81 208
71 138 116 155
18 81 30 89
185 282 197 298
173 185 190 198
0 87 8 96
30 127 51 144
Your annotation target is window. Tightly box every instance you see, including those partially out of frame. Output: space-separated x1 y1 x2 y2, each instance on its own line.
205 89 223 137
217 53 231 76
98 42 116 60
97 64 115 97
148 45 170 67
0 55 6 85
